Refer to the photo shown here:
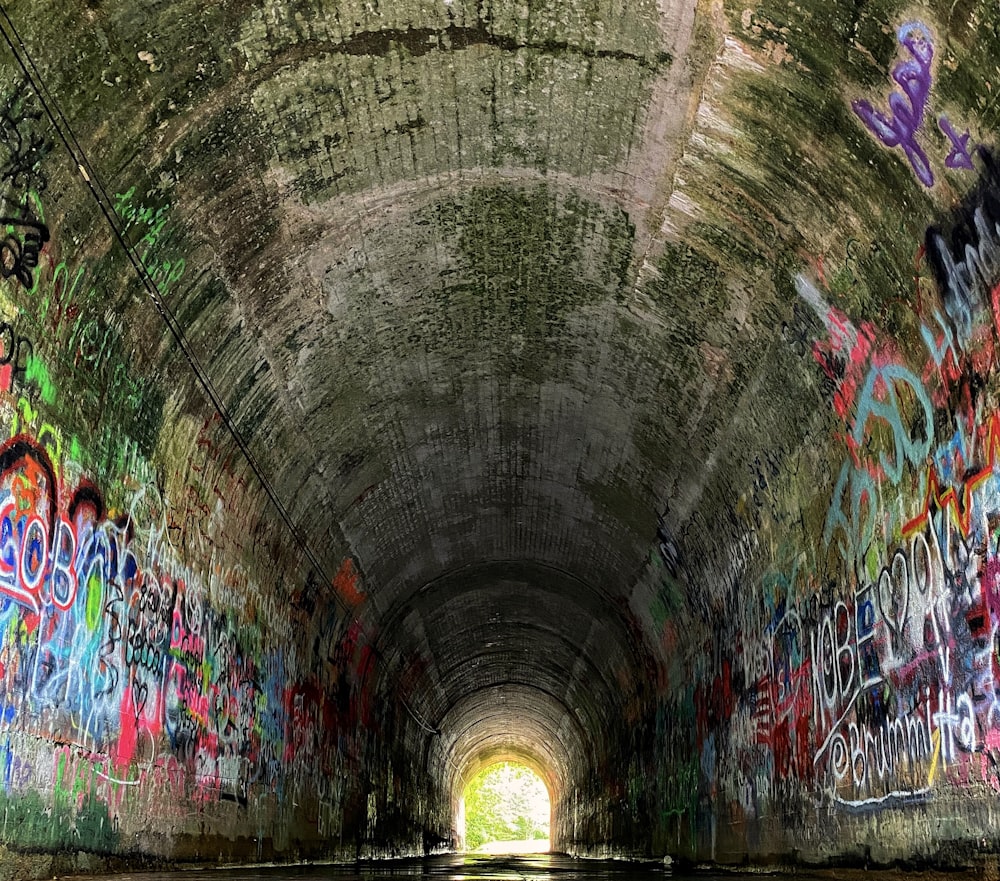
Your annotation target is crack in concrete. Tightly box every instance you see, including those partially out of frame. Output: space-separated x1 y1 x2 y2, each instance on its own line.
255 24 672 75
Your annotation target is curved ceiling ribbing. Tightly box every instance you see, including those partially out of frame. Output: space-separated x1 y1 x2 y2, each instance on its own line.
5 0 1000 863
428 685 585 798
182 0 698 781
372 562 643 734
143 0 704 609
3 0 872 818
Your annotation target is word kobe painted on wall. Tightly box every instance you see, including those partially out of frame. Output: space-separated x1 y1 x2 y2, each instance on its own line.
0 430 359 826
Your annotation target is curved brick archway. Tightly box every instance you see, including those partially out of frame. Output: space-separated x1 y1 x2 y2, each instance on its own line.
0 0 994 875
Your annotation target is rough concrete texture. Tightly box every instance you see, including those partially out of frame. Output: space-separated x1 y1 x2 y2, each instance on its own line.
0 0 995 875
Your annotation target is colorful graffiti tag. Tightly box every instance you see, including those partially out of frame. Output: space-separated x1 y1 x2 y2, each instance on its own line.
0 75 382 857
648 148 1000 843
746 150 1000 813
0 428 365 827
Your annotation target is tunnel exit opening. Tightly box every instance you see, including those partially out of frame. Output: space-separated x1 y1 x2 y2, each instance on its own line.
458 762 551 854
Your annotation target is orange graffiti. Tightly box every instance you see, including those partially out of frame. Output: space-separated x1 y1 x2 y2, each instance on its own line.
333 557 365 608
903 410 1000 539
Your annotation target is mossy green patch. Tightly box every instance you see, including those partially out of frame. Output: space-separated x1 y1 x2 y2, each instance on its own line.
418 183 635 381
933 1 1000 134
652 240 732 325
732 0 907 87
583 479 651 537
712 61 932 339
173 276 228 336
255 44 655 202
0 787 119 854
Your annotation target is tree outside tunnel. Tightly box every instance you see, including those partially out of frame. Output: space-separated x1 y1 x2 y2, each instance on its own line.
460 763 551 852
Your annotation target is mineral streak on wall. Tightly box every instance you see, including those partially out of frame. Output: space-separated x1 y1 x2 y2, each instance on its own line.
1 0 1000 876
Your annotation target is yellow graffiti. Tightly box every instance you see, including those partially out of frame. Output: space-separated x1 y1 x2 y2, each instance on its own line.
928 727 941 785
12 396 37 435
38 422 63 465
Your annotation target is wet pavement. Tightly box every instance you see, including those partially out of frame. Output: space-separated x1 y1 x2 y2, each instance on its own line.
88 852 985 881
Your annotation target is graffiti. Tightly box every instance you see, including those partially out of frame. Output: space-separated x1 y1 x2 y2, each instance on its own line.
0 239 172 447
0 320 34 394
648 510 688 629
852 21 977 188
113 187 185 292
0 81 52 290
0 427 370 845
940 116 976 172
812 504 1000 806
666 145 1000 824
804 173 1000 807
799 274 882 422
816 356 931 566
924 149 1000 349
733 486 995 811
851 363 933 482
811 355 1000 804
852 22 934 186
0 81 51 197
660 758 698 820
0 207 49 290
0 79 390 859
332 555 365 607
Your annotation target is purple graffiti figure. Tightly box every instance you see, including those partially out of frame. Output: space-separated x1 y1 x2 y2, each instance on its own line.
939 115 976 171
852 21 935 187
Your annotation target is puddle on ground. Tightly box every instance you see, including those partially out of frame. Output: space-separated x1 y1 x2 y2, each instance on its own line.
89 852 980 881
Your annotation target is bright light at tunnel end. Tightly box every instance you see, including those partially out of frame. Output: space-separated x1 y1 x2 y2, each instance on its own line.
458 762 552 854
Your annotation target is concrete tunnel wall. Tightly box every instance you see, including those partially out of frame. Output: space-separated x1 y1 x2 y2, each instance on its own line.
0 0 997 875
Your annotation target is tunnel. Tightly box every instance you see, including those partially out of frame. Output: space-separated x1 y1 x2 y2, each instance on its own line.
0 0 996 875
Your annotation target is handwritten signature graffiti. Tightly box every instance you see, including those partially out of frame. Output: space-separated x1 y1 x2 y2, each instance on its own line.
852 21 976 188
0 210 48 289
0 81 52 289
924 148 1000 351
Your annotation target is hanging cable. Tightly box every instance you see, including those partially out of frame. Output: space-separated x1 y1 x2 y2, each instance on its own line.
0 5 441 739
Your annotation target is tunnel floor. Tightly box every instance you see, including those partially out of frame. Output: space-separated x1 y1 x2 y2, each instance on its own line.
86 853 989 881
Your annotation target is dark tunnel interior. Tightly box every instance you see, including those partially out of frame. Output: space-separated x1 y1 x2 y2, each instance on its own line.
0 0 997 876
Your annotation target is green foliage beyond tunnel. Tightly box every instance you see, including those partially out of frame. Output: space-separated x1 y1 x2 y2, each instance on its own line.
463 764 550 851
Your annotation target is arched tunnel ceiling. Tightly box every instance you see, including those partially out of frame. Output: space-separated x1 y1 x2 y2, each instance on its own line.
430 684 584 798
376 562 643 753
4 0 992 794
